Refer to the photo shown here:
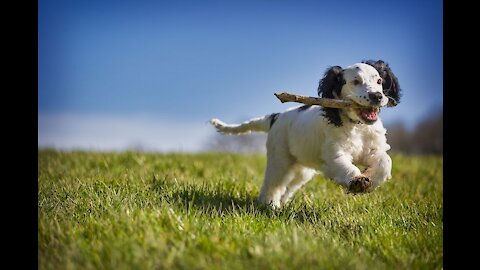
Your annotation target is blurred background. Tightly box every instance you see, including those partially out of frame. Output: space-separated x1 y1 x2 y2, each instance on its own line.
38 0 442 155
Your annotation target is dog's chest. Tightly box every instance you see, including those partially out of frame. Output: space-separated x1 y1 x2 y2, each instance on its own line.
341 126 381 163
342 130 367 161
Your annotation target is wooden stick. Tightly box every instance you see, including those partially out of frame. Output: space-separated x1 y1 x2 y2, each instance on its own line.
274 92 364 109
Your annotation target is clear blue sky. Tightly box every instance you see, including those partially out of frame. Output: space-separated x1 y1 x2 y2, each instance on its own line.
38 0 443 151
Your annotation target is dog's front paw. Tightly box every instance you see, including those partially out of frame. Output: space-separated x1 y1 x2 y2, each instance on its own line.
347 175 373 194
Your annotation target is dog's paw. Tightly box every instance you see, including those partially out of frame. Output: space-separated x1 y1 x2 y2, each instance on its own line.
347 175 373 194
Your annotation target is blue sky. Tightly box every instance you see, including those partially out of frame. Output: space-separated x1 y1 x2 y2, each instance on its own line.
38 0 443 151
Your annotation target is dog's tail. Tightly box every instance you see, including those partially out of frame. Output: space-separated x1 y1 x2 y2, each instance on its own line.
209 113 279 134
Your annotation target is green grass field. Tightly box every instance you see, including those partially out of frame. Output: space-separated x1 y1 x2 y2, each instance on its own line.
38 150 443 269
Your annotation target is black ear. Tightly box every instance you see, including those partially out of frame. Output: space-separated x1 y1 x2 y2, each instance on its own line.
363 60 402 107
317 65 344 98
317 66 344 127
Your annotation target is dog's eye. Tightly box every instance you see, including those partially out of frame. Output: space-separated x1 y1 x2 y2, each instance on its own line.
353 79 360 85
377 78 382 84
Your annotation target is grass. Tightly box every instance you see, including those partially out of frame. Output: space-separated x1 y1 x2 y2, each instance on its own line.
38 150 443 269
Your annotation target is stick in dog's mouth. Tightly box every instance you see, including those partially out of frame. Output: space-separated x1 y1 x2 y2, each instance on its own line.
275 92 383 123
274 92 365 109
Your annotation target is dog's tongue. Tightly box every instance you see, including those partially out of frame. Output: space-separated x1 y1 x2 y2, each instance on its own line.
360 108 378 121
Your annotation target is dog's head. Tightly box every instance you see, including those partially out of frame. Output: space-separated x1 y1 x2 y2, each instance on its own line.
317 60 401 126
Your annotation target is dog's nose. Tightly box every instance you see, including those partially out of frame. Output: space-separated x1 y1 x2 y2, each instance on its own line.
368 92 383 104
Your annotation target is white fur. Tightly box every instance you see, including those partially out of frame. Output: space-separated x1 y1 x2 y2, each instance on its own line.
210 63 393 208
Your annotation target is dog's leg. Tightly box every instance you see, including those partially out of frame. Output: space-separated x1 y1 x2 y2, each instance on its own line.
258 164 294 208
258 154 295 208
322 155 371 193
362 152 392 189
280 167 316 206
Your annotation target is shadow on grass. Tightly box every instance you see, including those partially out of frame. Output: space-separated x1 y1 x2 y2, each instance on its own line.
151 175 326 224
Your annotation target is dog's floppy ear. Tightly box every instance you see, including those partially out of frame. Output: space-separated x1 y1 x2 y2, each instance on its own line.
317 66 344 127
363 60 402 107
317 65 344 98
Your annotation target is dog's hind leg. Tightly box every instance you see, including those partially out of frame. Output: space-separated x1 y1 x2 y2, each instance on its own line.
258 152 296 208
280 167 316 206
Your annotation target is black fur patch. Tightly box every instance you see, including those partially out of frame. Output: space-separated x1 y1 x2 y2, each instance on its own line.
322 108 343 127
269 113 280 128
297 105 312 111
362 59 402 107
317 66 345 127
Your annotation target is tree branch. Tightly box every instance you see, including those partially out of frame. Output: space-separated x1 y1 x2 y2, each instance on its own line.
274 92 364 109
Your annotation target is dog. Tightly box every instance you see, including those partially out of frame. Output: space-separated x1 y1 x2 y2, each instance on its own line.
210 60 401 208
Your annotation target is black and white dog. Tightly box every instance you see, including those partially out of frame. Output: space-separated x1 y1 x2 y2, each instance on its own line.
210 60 401 208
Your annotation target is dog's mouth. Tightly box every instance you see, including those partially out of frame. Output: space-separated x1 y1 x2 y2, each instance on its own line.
354 107 380 124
